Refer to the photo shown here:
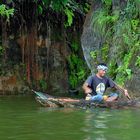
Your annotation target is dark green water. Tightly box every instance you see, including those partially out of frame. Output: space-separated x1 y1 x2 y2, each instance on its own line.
0 96 140 140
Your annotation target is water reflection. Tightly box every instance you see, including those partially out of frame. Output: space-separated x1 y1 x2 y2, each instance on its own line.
83 109 112 140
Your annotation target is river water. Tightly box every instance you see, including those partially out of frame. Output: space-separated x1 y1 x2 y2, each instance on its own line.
0 96 140 140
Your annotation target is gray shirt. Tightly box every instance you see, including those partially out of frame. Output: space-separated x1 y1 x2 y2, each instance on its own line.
85 75 115 95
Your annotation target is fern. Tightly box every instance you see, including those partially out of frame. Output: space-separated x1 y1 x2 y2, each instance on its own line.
64 8 74 27
0 4 14 21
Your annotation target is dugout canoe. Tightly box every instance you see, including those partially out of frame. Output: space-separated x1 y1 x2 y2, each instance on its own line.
32 90 140 109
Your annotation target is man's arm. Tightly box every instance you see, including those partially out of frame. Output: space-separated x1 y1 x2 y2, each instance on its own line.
82 83 92 95
114 84 131 100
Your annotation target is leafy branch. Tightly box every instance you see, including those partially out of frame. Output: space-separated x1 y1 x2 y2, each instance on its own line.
0 4 14 21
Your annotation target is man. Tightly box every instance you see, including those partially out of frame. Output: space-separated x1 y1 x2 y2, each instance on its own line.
83 63 131 102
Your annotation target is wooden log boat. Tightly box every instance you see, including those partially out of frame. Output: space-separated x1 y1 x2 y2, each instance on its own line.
32 90 140 109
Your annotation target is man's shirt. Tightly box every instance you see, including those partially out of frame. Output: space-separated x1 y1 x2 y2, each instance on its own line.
85 75 115 95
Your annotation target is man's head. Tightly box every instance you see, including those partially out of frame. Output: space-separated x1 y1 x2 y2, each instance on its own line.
97 63 108 77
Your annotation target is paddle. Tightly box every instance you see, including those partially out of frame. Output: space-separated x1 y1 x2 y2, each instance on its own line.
113 83 131 100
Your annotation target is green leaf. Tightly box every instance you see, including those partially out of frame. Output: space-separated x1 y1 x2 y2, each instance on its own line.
126 69 132 78
38 5 43 14
90 51 97 59
102 0 112 7
135 56 140 67
64 8 74 27
0 4 14 20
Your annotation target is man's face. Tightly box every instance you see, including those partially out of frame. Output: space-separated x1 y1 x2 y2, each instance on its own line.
98 69 106 77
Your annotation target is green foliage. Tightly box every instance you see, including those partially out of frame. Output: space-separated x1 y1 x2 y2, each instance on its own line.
101 0 112 7
69 68 86 89
0 4 14 21
67 40 87 89
83 3 90 13
112 2 139 85
131 19 139 30
0 46 5 56
101 44 109 61
115 52 133 85
51 0 69 11
90 44 109 64
71 41 79 52
38 5 43 14
122 0 139 18
68 56 86 89
91 0 139 86
135 56 140 67
92 9 119 39
108 60 117 79
35 0 90 27
64 8 74 27
39 79 47 91
90 51 97 59
69 74 78 89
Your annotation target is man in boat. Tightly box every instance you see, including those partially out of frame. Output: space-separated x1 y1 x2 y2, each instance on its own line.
82 63 131 102
34 63 130 106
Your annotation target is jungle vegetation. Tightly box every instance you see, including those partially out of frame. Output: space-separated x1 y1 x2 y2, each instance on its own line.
0 0 140 94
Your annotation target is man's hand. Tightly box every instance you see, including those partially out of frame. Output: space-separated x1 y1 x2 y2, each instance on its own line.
82 83 92 94
124 90 131 100
85 88 92 94
114 84 131 100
